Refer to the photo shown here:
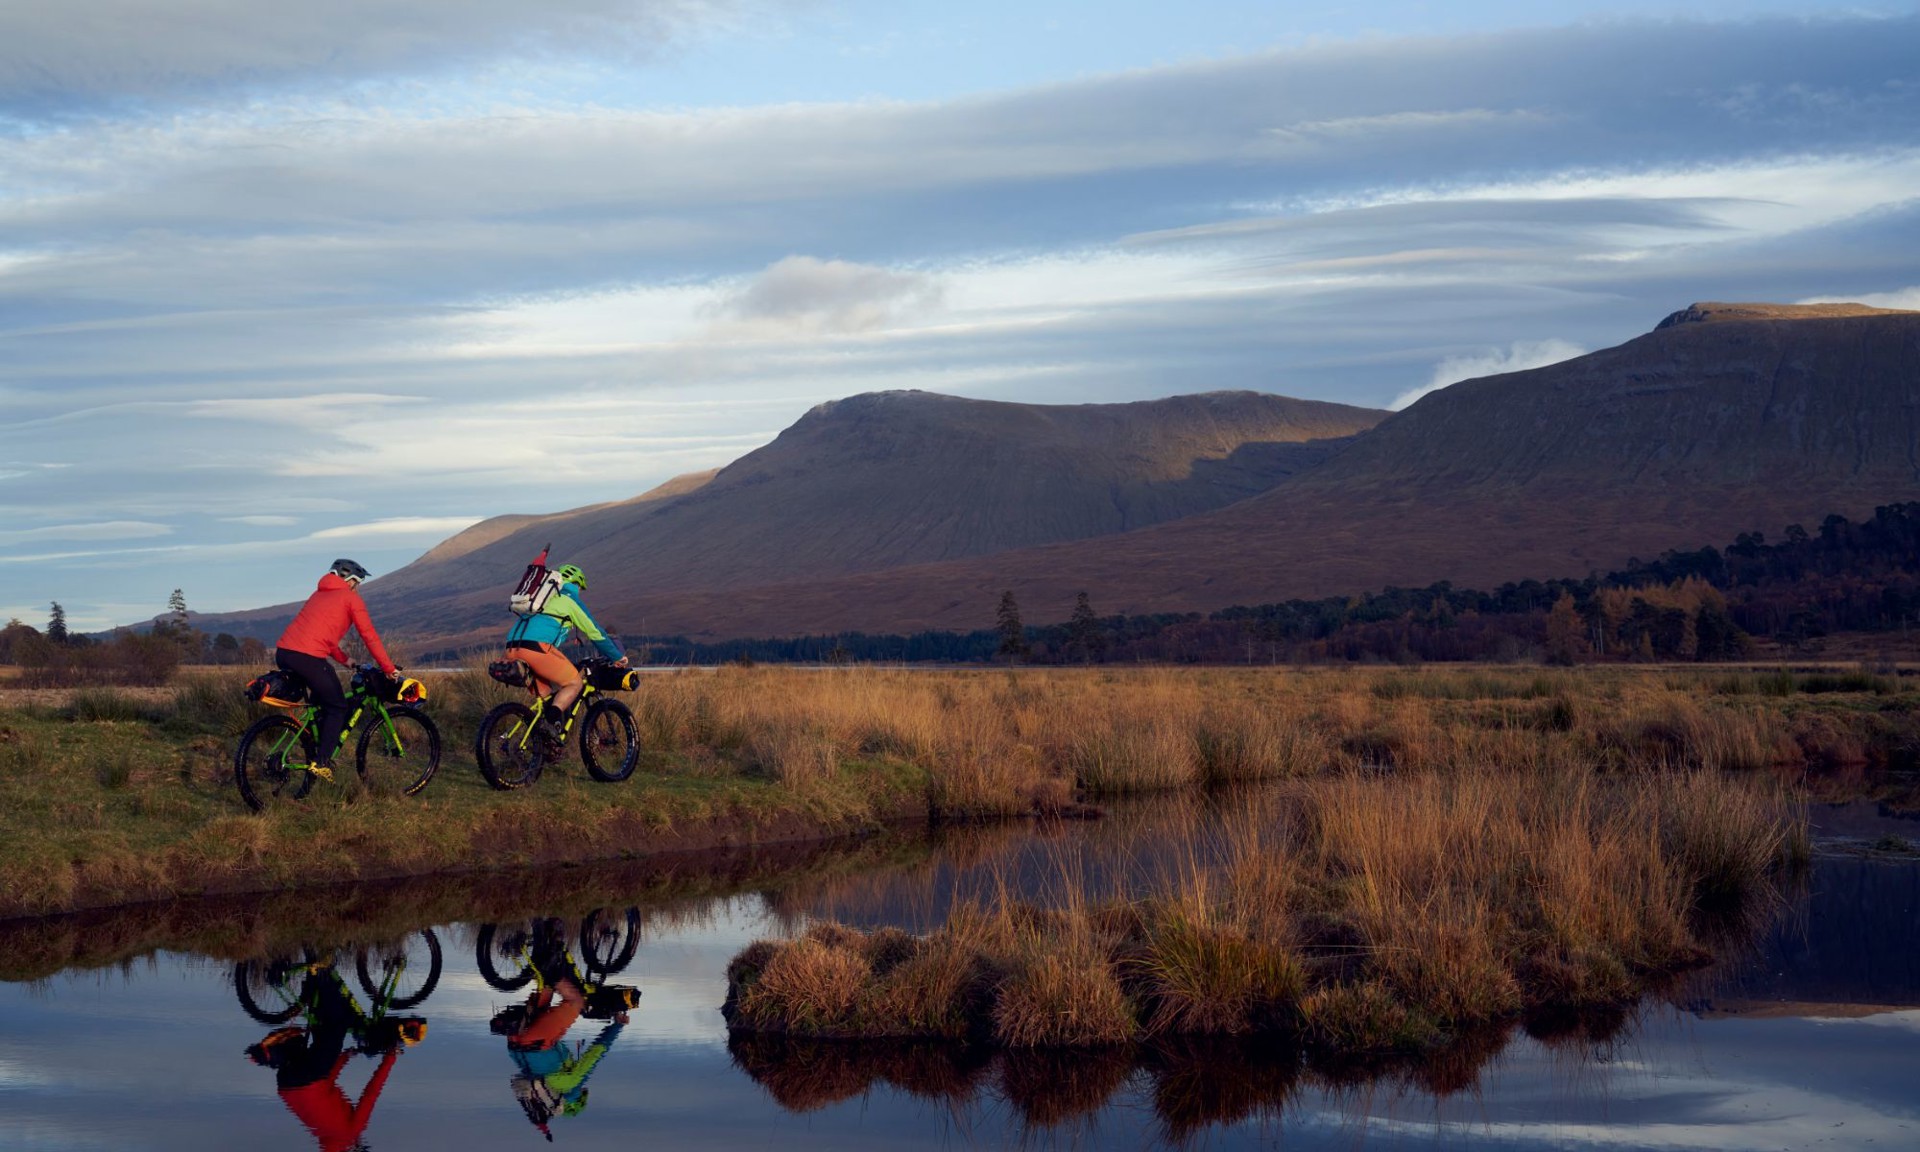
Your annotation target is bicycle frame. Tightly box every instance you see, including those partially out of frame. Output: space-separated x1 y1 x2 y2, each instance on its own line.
500 681 601 754
263 680 414 770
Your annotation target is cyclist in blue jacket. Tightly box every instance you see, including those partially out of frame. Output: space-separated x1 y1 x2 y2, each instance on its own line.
503 564 627 744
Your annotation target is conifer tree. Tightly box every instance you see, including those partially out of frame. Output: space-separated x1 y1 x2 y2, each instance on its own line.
1067 591 1105 663
47 602 69 646
995 590 1029 661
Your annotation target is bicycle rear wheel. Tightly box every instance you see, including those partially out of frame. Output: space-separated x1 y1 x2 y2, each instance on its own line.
357 706 441 797
476 702 546 790
476 921 537 991
235 714 318 812
233 957 306 1024
580 697 639 782
356 929 443 1009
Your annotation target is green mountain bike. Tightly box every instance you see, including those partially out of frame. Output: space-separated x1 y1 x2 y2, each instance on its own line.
475 657 640 790
234 929 445 1025
235 664 442 812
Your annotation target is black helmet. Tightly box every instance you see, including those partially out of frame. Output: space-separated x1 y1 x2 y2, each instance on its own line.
330 558 371 583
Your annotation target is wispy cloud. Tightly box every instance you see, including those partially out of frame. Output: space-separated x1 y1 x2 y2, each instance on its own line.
0 520 172 545
714 256 947 335
1799 285 1920 310
0 0 764 111
1392 340 1588 410
307 516 485 540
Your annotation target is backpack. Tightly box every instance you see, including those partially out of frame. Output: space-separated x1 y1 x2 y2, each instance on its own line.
508 544 559 617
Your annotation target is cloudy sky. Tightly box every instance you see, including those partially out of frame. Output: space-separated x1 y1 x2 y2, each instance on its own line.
4 1 1919 629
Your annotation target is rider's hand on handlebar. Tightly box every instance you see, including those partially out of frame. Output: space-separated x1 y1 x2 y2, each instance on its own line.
614 657 630 668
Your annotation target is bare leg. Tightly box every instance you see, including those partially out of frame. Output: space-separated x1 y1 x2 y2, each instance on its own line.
550 675 586 717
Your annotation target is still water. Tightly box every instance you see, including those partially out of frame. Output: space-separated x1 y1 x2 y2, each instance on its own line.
1 799 1916 1151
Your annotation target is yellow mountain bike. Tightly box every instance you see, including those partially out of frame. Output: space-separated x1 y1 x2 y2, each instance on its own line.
475 657 639 790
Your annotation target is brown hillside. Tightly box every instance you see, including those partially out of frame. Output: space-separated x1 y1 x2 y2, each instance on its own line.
361 390 1384 637
593 303 1920 639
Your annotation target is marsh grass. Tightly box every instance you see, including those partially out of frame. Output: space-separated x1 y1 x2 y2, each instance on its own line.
3 661 1895 918
724 757 1805 1058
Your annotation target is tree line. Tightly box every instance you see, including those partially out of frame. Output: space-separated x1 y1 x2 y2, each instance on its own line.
0 589 267 686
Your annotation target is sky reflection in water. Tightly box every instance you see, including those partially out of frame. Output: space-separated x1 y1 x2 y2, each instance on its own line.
0 815 1916 1149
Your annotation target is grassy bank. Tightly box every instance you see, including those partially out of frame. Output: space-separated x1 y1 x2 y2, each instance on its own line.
723 764 1805 1057
3 663 1903 919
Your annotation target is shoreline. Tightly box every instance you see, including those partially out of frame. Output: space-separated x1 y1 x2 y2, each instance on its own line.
0 824 946 982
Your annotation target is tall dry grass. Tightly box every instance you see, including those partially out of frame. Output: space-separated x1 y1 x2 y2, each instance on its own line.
724 754 1805 1057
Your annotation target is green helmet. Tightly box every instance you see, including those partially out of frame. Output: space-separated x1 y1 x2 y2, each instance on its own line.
555 564 586 590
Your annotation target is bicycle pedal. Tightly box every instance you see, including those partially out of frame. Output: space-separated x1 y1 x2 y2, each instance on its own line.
308 764 335 782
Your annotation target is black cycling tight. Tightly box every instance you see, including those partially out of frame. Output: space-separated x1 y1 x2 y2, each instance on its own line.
276 647 350 766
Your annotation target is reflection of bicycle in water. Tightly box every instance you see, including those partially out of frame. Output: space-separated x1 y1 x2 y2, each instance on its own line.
235 929 444 1023
238 931 441 1152
482 915 641 1141
476 908 640 990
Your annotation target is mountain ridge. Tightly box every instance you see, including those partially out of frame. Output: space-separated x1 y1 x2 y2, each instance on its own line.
191 301 1920 648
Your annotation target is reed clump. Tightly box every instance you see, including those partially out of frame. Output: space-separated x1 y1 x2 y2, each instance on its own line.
724 760 1803 1058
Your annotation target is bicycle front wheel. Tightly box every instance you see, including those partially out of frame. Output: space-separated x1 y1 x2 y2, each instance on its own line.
235 714 318 812
580 697 639 782
476 702 546 790
357 706 441 797
581 907 642 978
356 929 443 1009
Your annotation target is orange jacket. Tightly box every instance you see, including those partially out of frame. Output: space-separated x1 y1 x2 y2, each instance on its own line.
276 573 396 674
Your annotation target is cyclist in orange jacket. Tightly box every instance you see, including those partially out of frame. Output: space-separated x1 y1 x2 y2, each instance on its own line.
276 559 399 779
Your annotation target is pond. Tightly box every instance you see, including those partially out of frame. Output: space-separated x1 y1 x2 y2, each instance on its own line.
1 794 1916 1150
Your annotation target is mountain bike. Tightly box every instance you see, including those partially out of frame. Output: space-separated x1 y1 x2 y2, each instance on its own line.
238 931 440 1076
475 908 642 991
234 929 444 1026
235 664 441 812
475 656 640 790
479 915 642 1030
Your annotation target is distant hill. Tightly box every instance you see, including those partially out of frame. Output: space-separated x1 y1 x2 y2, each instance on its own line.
582 302 1920 640
201 390 1382 644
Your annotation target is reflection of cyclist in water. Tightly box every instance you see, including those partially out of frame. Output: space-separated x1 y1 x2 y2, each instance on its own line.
491 918 632 1141
245 961 422 1152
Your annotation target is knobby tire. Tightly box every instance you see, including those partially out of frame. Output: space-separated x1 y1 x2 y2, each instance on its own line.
475 922 537 991
581 907 642 979
355 929 443 1009
356 706 441 797
580 697 640 782
233 958 305 1024
235 713 318 813
476 702 545 790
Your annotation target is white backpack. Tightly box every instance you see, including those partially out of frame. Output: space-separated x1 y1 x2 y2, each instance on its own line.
507 544 561 616
509 570 566 617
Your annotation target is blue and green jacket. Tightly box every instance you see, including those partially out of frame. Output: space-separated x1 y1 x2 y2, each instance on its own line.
507 582 624 662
